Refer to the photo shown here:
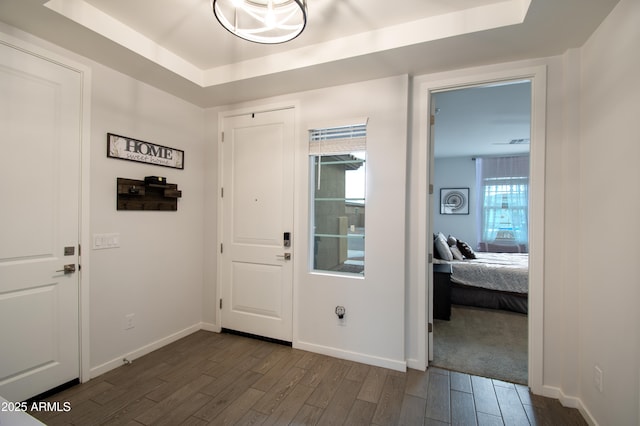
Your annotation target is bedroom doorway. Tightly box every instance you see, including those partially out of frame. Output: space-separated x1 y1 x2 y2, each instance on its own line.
429 80 531 384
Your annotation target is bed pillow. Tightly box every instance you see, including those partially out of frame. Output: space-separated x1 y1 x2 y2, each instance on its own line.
457 239 477 259
450 245 464 260
434 233 453 261
447 235 457 247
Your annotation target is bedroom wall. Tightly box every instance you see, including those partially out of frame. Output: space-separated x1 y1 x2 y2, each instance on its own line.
0 23 208 377
576 0 640 423
433 157 477 248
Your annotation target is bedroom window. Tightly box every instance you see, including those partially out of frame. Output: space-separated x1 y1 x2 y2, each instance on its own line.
309 120 367 276
476 155 529 249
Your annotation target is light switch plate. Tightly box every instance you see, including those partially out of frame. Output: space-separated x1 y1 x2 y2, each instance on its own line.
93 233 120 250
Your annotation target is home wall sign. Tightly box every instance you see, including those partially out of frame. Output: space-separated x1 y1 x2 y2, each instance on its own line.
107 133 184 169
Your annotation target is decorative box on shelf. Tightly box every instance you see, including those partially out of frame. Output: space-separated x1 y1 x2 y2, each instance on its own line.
117 177 182 211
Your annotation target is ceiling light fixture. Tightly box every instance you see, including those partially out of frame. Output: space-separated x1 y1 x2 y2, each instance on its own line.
213 0 307 44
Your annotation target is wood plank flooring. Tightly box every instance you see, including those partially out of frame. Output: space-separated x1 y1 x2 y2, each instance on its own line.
30 331 586 425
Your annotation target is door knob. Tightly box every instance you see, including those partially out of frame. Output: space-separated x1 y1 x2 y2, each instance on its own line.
56 264 76 274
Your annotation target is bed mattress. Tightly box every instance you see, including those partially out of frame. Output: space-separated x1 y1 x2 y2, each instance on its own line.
435 252 528 294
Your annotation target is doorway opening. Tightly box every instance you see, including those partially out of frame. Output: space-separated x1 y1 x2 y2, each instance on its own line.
429 80 532 384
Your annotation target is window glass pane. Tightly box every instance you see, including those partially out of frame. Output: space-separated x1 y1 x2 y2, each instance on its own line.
481 183 528 244
311 151 365 275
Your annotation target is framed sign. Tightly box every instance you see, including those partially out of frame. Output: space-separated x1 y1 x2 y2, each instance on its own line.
440 187 469 215
107 133 184 169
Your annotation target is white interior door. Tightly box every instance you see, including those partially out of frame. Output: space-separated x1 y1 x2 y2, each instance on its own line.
220 108 295 342
0 42 81 401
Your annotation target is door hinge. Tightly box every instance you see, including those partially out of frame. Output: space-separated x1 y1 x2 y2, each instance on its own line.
78 244 81 256
220 243 223 254
428 323 433 333
428 253 433 263
221 187 224 198
430 114 435 126
221 131 224 142
429 184 434 195
220 299 222 309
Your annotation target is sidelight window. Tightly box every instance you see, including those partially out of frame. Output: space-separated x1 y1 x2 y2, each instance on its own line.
309 120 367 276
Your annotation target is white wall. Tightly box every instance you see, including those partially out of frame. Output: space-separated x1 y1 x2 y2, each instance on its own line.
209 75 410 370
539 53 582 397
88 61 206 373
295 76 409 369
577 0 640 423
406 2 640 423
0 23 208 377
5 2 640 420
433 157 477 247
202 108 221 330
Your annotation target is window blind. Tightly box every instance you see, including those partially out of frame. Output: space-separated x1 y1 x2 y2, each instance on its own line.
309 122 367 155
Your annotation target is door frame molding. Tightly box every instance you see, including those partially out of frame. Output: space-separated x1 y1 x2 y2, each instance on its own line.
412 63 547 394
216 102 299 335
0 29 92 383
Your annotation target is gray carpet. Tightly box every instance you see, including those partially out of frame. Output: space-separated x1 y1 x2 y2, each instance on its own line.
432 305 528 384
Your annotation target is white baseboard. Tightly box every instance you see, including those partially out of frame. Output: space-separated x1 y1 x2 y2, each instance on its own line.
89 323 203 379
406 357 426 371
541 385 598 426
200 322 220 332
294 340 406 372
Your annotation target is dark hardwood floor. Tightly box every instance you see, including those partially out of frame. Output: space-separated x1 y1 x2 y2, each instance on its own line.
30 330 586 425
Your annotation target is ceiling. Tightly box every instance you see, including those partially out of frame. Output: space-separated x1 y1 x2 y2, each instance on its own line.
0 0 618 108
434 81 531 158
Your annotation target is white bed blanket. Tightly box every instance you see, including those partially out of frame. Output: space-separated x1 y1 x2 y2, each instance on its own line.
436 253 528 294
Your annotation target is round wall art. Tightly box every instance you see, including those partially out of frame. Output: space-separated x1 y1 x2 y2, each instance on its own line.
440 187 469 215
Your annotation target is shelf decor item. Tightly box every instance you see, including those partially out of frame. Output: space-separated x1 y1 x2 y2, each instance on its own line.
107 133 184 170
440 187 469 215
117 177 182 211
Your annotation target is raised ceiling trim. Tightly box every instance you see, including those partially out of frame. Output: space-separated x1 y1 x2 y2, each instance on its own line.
44 0 204 84
45 0 531 88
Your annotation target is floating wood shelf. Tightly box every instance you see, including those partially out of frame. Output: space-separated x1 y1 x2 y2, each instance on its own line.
117 177 181 211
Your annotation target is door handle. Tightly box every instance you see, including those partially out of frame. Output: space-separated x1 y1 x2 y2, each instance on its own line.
276 253 291 261
56 264 76 274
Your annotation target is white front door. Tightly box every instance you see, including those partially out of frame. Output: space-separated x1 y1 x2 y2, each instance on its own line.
0 42 81 401
220 108 295 342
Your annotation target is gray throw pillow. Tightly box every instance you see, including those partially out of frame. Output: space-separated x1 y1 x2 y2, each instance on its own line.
435 233 453 261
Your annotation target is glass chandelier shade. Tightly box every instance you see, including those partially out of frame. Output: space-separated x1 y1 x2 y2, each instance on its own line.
213 0 308 44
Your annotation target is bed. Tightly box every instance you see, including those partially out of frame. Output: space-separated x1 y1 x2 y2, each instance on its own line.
434 251 529 316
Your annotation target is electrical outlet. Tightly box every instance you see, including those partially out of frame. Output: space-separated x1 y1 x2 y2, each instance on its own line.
594 365 603 393
124 313 135 330
335 306 346 326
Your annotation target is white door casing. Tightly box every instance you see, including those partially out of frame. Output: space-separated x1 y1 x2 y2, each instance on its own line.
220 108 295 342
0 41 82 401
416 65 546 393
